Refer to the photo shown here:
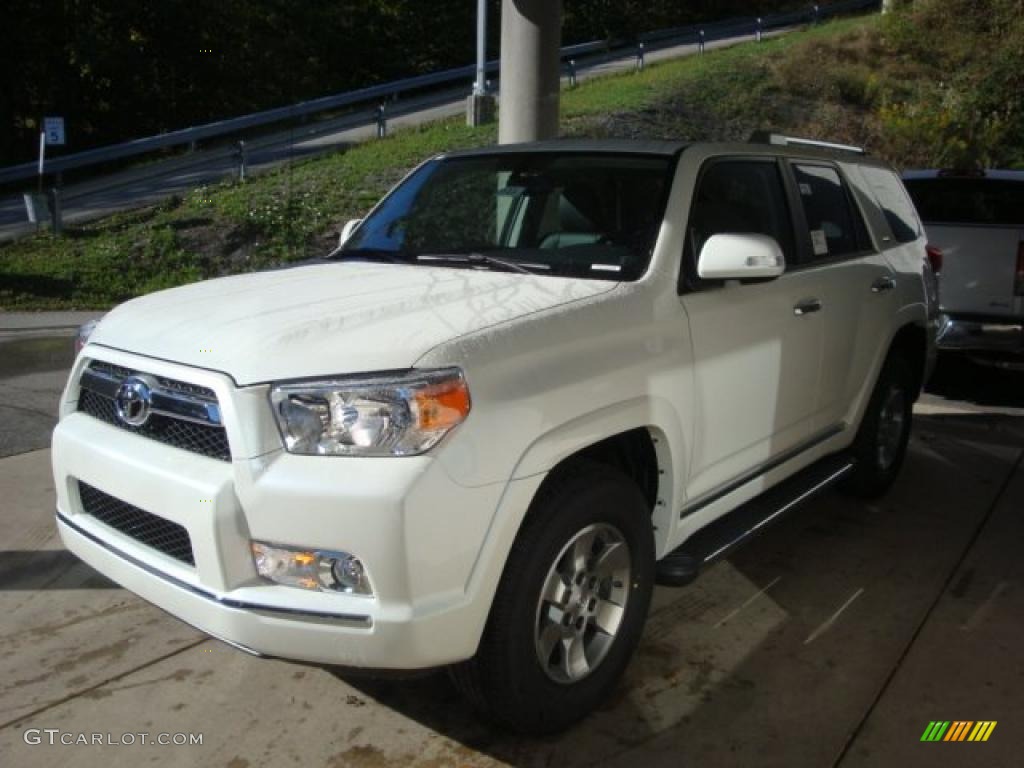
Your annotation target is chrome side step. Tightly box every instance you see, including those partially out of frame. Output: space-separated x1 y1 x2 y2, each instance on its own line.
655 455 855 587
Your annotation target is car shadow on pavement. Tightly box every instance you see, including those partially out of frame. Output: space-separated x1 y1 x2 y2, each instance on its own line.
926 354 1024 409
0 550 118 590
323 663 661 763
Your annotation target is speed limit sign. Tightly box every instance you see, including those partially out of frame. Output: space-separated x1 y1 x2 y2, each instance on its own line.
43 117 66 146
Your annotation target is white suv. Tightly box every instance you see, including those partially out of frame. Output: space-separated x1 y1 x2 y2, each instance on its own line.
54 136 936 732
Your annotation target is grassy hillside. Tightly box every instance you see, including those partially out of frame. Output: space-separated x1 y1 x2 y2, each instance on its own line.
2 2 1022 310
577 0 1024 169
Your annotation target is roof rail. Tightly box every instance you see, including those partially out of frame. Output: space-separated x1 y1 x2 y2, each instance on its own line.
937 168 986 178
748 131 865 155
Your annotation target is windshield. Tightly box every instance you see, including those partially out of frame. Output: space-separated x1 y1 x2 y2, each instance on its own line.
341 152 676 280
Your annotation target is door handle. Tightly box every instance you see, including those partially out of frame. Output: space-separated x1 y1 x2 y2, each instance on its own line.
871 276 896 293
793 298 822 316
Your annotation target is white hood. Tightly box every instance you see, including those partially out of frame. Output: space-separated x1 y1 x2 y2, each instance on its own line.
90 262 614 384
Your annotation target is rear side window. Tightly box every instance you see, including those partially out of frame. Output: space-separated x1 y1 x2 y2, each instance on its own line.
792 164 870 259
861 166 921 244
903 177 1024 227
683 159 794 287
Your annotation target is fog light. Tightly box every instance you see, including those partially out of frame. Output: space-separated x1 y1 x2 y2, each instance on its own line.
332 555 369 594
251 541 372 596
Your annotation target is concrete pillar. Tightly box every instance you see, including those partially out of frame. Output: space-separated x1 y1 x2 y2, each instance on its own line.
498 0 562 144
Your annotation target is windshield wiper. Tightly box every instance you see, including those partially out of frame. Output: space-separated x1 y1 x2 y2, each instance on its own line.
416 252 537 275
323 247 410 264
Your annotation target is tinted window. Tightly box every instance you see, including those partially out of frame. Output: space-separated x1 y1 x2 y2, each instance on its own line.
903 177 1024 226
861 166 920 243
684 160 794 286
793 164 868 259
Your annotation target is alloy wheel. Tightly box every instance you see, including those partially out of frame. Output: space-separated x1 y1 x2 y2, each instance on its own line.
876 384 907 470
534 523 632 684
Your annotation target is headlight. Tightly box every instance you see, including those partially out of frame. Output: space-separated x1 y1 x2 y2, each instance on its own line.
270 368 470 456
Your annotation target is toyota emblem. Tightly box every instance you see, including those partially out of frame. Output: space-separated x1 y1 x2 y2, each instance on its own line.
114 375 156 427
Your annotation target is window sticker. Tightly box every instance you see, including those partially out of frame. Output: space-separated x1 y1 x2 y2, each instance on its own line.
799 183 813 196
810 229 829 256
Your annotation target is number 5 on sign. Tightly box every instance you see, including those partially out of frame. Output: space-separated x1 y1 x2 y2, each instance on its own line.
43 117 66 146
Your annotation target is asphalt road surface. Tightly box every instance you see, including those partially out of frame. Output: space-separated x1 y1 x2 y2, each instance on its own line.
0 350 1022 768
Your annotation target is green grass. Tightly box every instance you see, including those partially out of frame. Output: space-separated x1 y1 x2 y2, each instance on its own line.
0 120 498 309
4 9 1013 310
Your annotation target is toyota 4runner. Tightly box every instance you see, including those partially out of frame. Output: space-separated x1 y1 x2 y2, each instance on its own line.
55 135 937 733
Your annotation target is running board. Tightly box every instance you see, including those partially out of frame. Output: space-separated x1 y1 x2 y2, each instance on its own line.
655 454 855 587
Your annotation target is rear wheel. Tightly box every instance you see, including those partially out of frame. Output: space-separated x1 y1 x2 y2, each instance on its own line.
449 463 654 734
840 356 914 499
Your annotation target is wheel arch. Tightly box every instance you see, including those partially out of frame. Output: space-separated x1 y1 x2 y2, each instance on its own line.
510 396 687 558
847 317 929 442
452 400 687 665
888 322 928 401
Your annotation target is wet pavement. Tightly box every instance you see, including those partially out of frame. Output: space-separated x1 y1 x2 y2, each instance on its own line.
0 335 76 458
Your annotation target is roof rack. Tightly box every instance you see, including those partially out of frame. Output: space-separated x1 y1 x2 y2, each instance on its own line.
748 131 865 155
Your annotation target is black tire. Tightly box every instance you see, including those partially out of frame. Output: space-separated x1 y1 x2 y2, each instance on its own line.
449 462 655 734
840 355 914 499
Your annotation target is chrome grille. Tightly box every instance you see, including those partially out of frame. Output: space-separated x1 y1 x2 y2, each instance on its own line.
77 481 195 566
76 360 231 462
88 360 218 400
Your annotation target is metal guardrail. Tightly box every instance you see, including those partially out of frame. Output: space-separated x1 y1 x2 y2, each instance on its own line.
0 0 879 187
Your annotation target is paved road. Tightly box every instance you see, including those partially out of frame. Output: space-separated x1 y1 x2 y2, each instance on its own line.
0 30 790 242
0 353 1021 767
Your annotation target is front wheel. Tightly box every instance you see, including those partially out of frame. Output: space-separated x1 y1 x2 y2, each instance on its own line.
449 463 655 734
840 356 914 499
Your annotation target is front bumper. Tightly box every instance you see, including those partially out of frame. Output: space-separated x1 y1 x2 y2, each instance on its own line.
57 511 368 659
53 349 512 669
936 314 1024 361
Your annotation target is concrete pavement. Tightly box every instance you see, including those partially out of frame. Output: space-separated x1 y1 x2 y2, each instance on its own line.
0 360 1021 766
840 418 1024 768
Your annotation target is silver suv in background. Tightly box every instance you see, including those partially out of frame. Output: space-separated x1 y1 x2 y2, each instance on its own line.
903 169 1024 367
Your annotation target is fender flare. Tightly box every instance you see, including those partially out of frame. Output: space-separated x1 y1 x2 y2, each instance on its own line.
454 396 689 657
510 394 689 555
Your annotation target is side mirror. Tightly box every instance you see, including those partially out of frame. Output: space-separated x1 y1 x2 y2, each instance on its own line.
697 233 785 280
339 219 362 247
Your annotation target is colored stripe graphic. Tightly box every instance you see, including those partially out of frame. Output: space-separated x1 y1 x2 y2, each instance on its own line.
921 721 996 742
943 721 963 741
968 721 995 741
921 721 950 741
